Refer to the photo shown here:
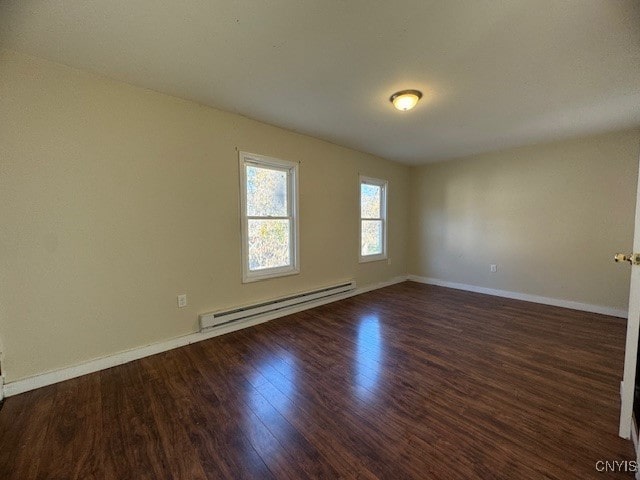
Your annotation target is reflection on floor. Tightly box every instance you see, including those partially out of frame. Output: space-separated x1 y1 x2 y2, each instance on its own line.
0 281 634 479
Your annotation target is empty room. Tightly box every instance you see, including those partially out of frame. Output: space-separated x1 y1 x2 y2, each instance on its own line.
1 1 640 479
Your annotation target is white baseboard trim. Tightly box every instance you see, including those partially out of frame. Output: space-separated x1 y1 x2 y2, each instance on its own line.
2 275 408 398
407 275 627 319
7 273 619 398
353 275 408 295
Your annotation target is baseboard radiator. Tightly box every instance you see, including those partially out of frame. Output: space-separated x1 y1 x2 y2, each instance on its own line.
199 280 356 331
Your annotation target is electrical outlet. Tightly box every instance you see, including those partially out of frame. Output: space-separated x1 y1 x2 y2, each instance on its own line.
490 264 497 273
177 294 187 308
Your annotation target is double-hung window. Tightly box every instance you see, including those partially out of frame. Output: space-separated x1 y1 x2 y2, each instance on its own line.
359 176 387 262
239 152 299 282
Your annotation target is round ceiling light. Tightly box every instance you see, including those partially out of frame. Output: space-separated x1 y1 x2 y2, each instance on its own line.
389 89 423 111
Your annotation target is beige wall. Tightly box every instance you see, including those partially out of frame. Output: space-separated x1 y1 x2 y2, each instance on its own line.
2 47 638 386
409 129 640 311
0 50 410 382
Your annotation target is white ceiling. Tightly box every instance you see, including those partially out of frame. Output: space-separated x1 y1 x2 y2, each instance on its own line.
1 1 639 164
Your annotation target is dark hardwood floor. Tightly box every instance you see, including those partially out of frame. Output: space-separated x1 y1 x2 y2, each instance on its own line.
0 282 635 479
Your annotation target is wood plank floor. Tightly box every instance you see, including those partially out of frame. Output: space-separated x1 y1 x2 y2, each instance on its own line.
0 282 635 479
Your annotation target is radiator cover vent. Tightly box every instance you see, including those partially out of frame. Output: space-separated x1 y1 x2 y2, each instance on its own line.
199 280 356 331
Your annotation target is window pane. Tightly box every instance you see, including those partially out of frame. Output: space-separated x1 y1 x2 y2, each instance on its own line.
247 165 288 217
361 220 382 256
248 219 290 270
361 184 381 218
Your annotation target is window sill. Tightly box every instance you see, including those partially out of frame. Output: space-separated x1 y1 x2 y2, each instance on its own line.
359 255 388 264
242 267 300 283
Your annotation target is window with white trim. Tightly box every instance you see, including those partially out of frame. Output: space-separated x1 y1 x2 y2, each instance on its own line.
359 176 387 262
240 152 299 282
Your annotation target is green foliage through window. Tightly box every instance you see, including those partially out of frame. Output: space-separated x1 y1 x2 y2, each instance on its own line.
360 178 386 259
241 153 298 281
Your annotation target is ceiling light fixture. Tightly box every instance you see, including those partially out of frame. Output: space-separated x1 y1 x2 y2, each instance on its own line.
389 89 423 111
